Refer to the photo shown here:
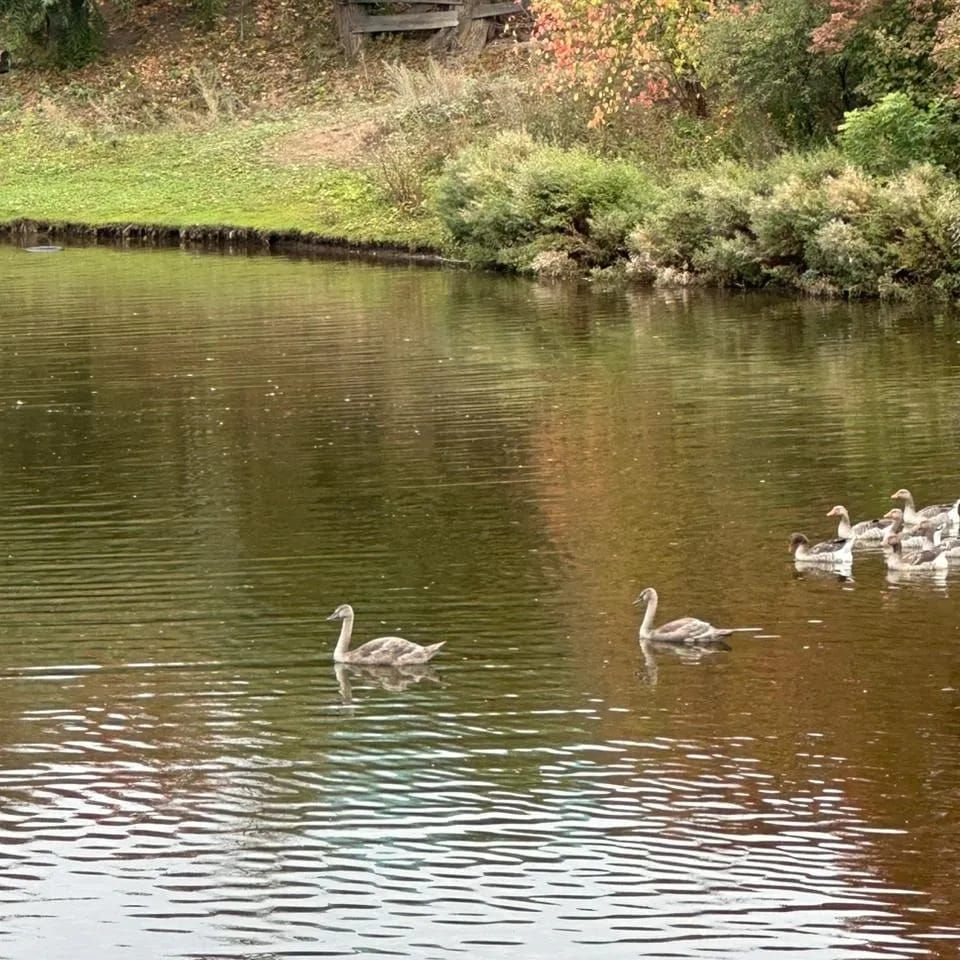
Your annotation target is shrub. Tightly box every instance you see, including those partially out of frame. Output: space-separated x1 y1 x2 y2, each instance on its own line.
875 164 960 291
804 218 886 294
1 0 104 66
691 235 765 287
434 132 659 269
628 161 763 268
750 172 834 263
368 130 427 209
627 148 960 297
839 94 960 177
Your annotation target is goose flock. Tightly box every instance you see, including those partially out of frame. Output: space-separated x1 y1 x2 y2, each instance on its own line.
790 487 960 573
325 489 960 665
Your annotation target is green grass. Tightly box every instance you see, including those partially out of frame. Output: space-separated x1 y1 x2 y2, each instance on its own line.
0 116 447 250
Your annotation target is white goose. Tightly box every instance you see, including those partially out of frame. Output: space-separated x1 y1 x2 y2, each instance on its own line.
826 504 893 541
633 587 756 645
915 520 960 558
789 532 854 565
326 604 445 665
883 533 948 572
890 488 960 531
881 509 942 549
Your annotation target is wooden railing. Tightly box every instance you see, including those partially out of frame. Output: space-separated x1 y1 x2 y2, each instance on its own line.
335 0 526 57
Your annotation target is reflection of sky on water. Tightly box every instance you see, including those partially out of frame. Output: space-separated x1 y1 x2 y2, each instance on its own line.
0 659 937 959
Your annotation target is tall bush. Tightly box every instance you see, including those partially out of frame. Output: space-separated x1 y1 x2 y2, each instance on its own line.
434 132 659 269
630 151 960 296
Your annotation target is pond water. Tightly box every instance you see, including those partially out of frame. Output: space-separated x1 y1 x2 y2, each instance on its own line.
0 242 959 959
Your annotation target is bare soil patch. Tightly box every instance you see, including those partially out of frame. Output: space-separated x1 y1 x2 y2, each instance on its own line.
270 118 381 166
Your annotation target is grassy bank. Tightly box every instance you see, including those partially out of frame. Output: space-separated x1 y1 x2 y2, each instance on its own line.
3 59 960 301
4 0 960 299
0 115 446 251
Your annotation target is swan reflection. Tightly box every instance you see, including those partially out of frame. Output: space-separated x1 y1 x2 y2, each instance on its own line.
335 661 441 703
637 635 731 686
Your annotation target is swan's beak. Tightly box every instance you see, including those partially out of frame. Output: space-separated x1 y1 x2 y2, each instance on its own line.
326 612 339 621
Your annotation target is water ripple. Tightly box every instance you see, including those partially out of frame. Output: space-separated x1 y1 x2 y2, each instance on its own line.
0 247 957 958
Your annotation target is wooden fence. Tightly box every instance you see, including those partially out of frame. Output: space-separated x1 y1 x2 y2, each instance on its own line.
335 0 527 57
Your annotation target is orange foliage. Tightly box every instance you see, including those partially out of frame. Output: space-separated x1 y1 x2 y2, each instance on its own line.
530 0 721 126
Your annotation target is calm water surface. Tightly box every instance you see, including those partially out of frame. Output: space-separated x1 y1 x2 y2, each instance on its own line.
0 243 959 958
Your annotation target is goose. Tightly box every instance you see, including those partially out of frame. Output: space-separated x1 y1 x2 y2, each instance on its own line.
882 533 948 572
633 587 756 645
789 532 854 565
826 504 893 541
915 519 960 558
890 488 960 531
881 509 942 549
326 604 445 665
933 534 960 558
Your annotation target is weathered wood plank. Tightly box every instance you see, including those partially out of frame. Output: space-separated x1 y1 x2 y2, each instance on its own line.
352 11 460 32
336 2 365 56
472 1 523 16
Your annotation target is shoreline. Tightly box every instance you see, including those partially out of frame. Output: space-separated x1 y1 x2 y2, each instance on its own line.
0 217 451 266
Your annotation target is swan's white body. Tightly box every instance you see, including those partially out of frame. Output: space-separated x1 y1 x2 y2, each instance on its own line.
634 587 754 645
789 533 854 565
326 604 445 665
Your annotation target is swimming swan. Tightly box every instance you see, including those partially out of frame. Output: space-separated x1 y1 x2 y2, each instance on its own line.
634 587 756 645
326 604 445 665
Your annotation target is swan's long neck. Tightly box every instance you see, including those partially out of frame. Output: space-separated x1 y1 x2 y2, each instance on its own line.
902 494 918 524
638 593 658 639
333 613 354 661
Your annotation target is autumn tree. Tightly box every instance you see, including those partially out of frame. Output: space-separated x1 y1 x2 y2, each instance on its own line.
699 0 854 145
701 0 960 146
530 0 720 127
809 0 958 101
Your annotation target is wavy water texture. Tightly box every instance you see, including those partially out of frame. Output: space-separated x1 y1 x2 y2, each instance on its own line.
0 246 958 958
